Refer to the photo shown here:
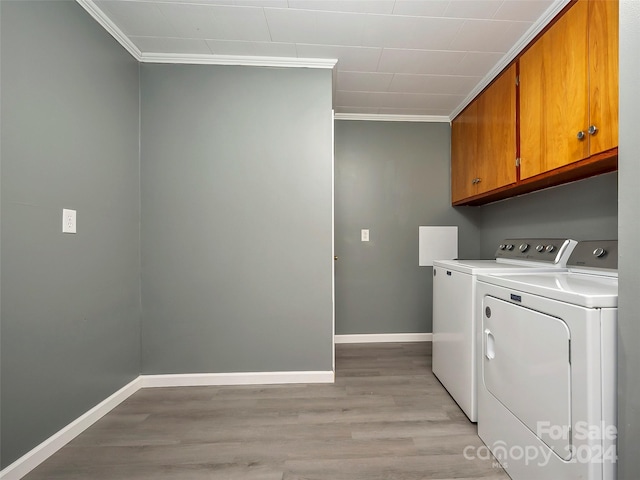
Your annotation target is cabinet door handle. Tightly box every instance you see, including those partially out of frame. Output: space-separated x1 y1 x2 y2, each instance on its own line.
577 130 586 140
476 178 481 184
588 125 598 135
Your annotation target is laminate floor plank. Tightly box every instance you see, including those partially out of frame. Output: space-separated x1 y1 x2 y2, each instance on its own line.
350 420 477 440
283 453 502 480
23 343 508 480
181 422 355 444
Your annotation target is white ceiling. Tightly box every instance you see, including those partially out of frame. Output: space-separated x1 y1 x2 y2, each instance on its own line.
83 0 567 120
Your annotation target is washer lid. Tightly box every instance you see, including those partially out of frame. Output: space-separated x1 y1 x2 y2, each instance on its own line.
477 272 618 308
433 259 568 275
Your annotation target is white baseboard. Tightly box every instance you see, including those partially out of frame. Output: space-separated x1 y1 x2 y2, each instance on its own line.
140 370 335 388
0 377 141 480
0 369 335 479
334 333 432 344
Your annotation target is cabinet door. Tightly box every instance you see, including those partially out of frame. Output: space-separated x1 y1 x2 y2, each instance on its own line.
476 64 517 193
519 0 589 180
451 101 478 203
588 0 618 155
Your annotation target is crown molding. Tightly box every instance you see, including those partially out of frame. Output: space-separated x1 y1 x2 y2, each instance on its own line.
76 0 142 60
139 52 337 69
334 113 450 123
449 0 572 120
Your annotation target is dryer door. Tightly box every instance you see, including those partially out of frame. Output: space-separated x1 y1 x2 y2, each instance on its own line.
482 296 572 460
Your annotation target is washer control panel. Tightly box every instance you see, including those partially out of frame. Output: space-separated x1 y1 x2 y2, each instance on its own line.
495 238 576 264
567 240 618 270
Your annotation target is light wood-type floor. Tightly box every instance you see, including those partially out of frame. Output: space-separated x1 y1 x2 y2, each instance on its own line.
25 343 509 479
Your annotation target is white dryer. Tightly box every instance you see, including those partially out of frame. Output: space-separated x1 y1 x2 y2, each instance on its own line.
432 238 577 422
476 240 618 480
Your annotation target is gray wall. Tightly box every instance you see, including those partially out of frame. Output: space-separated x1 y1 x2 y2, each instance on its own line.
0 1 141 467
618 1 640 477
334 120 481 335
140 65 334 374
478 172 618 258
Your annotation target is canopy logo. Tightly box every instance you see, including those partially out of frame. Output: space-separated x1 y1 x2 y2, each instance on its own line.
463 422 618 468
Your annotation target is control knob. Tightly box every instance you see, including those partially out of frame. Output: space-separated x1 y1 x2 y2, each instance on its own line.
499 244 506 250
519 243 530 252
535 245 545 252
545 245 556 253
506 244 514 251
593 247 606 258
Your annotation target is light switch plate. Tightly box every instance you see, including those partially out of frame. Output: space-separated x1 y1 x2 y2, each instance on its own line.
62 208 76 234
361 229 369 242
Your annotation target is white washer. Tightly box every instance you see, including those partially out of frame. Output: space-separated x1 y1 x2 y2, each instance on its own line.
476 240 618 480
432 238 577 422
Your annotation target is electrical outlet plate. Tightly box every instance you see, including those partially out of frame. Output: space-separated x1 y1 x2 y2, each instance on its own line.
62 208 76 234
361 229 369 242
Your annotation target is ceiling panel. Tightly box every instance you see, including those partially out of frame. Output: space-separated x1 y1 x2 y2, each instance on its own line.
378 106 453 116
335 91 373 108
391 0 450 17
146 0 288 6
334 106 381 114
388 74 482 95
95 1 175 37
296 44 382 72
449 19 533 52
361 15 465 50
377 49 468 75
287 0 395 15
206 40 298 57
158 3 271 41
367 91 464 110
265 8 365 46
442 0 503 19
494 0 556 21
83 0 567 118
450 51 507 76
132 36 211 54
336 71 394 92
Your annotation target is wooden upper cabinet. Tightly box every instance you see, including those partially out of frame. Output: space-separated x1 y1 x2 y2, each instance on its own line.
451 101 477 203
588 0 619 155
450 0 618 206
476 64 517 194
519 0 618 181
519 0 589 180
451 65 516 203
